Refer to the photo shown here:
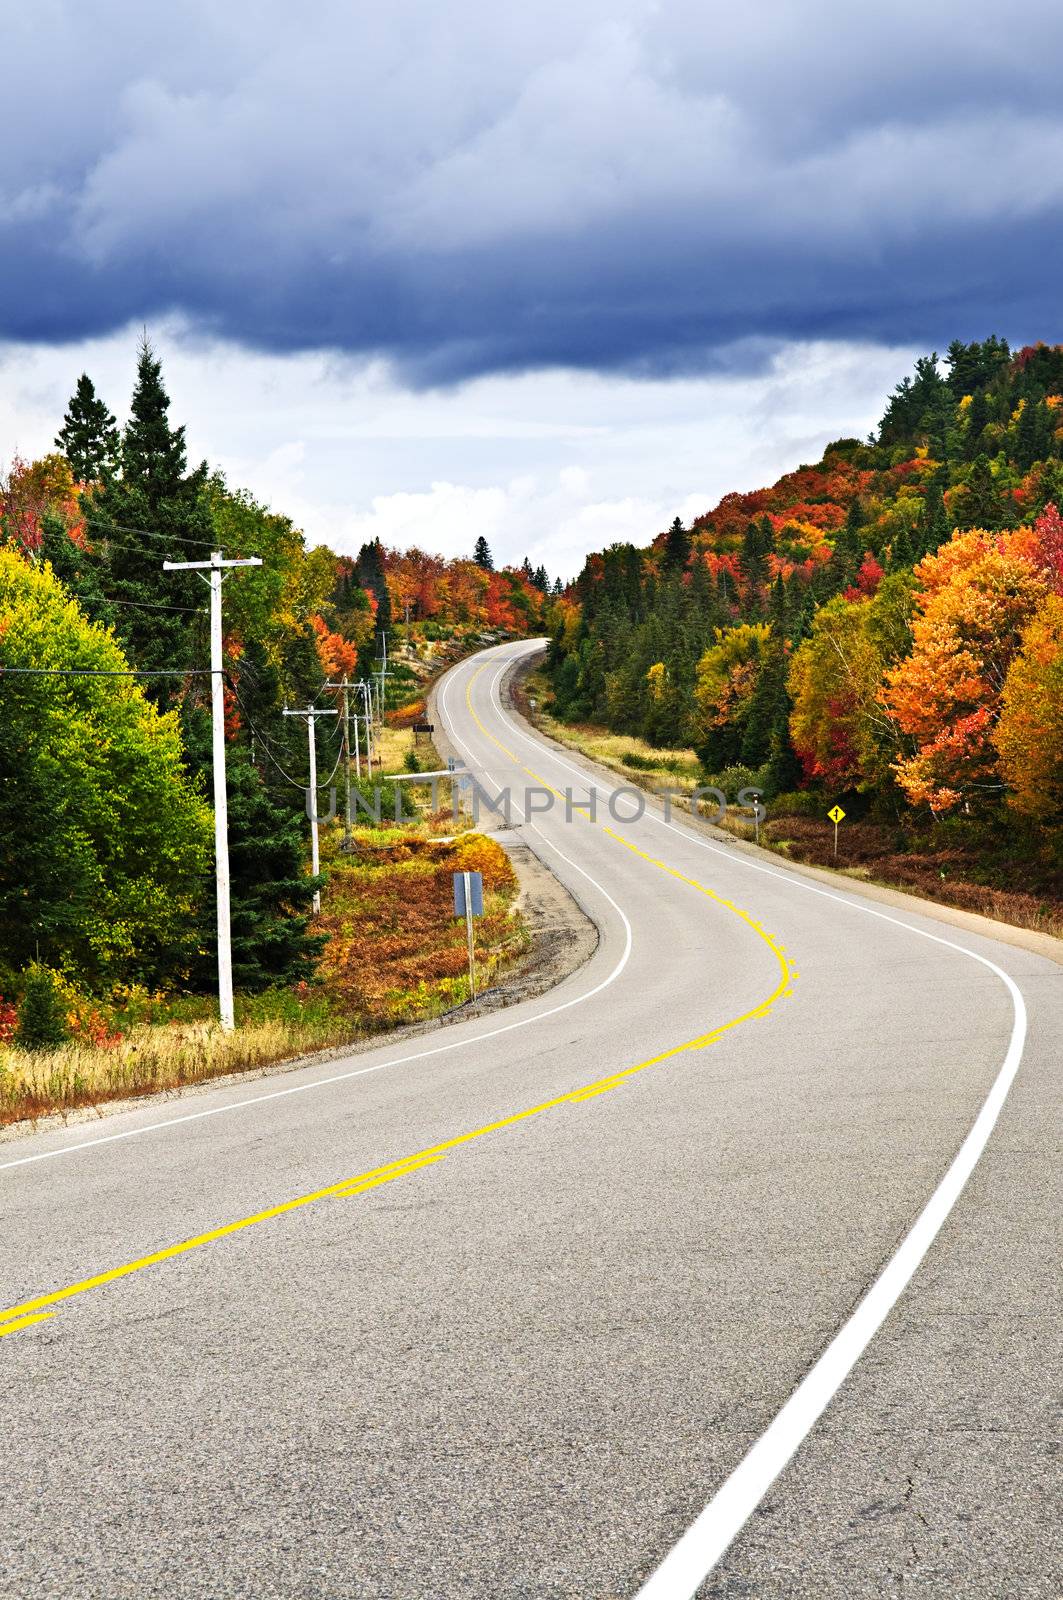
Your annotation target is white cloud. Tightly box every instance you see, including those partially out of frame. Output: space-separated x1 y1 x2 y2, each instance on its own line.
0 324 917 580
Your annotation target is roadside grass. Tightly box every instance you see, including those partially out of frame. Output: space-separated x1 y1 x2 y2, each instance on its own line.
520 670 1063 945
0 824 527 1127
518 672 700 793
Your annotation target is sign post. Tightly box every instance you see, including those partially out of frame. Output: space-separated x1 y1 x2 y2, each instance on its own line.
828 803 846 860
453 870 484 998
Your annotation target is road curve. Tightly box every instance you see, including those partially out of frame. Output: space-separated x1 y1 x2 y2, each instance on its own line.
1 639 1060 1599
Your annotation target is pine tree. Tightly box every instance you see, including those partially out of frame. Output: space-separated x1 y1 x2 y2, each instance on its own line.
915 472 950 558
958 454 1007 530
768 572 788 632
552 577 563 596
663 516 690 571
739 519 771 607
963 389 989 461
1015 395 1053 472
14 965 69 1050
764 698 802 797
356 540 392 632
86 336 212 692
55 374 119 483
193 760 326 992
889 525 915 570
533 564 549 593
473 536 494 571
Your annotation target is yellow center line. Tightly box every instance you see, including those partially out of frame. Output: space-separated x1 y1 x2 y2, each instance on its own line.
0 659 796 1340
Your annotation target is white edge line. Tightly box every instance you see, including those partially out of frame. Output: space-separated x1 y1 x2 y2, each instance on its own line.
485 645 1031 1597
0 650 632 1176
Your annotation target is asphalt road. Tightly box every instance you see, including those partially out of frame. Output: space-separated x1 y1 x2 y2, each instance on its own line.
1 639 1060 1599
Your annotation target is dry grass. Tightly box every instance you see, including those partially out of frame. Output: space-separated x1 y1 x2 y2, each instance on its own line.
519 673 700 792
0 1014 352 1126
0 827 527 1128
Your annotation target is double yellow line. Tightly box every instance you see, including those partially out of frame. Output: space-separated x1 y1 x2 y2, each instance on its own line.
0 662 796 1341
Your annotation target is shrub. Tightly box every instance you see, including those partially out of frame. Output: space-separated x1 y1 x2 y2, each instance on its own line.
15 965 69 1051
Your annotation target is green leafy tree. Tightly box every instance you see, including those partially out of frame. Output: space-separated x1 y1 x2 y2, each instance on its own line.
0 551 212 985
55 374 119 483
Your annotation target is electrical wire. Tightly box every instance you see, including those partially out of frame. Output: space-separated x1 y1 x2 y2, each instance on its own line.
80 595 207 614
0 667 212 677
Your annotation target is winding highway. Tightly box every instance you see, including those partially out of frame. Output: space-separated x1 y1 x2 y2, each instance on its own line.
1 639 1060 1598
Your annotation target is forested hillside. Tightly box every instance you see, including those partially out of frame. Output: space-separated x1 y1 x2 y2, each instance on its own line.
0 338 551 1013
547 339 1063 845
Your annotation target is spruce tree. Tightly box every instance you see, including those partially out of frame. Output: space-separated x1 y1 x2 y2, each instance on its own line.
87 336 211 692
916 472 950 558
663 516 690 571
208 761 325 992
958 454 1006 530
15 965 69 1051
55 373 119 483
963 389 988 461
473 536 494 571
356 540 392 632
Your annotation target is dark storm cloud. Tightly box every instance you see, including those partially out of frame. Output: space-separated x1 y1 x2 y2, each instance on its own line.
3 0 1063 380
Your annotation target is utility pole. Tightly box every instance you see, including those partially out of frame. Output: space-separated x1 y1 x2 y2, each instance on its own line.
283 704 338 912
357 679 374 777
163 549 262 1033
323 675 354 850
376 631 392 727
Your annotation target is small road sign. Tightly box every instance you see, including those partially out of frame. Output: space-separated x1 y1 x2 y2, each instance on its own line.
454 870 484 999
453 871 484 917
413 722 434 733
828 805 846 824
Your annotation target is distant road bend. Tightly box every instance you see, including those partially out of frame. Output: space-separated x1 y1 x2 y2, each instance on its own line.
1 639 1060 1599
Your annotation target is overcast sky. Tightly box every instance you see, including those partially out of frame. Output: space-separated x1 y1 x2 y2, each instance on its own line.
3 2 1059 573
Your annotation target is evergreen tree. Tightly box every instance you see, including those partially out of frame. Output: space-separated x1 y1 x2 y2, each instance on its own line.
764 697 803 797
889 525 915 570
473 536 494 571
356 539 392 632
521 555 534 580
768 572 788 632
1015 395 1053 472
15 965 69 1050
533 564 549 592
38 512 113 627
915 472 950 558
86 336 212 692
552 577 564 596
193 760 326 993
739 520 770 606
663 516 690 570
963 389 989 460
958 454 1008 530
55 374 119 483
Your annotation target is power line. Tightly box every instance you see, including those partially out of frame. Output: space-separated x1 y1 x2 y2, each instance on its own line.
81 595 207 614
0 667 211 677
84 519 220 550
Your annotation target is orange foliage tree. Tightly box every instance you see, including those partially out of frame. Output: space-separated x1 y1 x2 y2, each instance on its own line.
994 593 1063 816
311 614 358 678
880 511 1063 810
1 453 85 554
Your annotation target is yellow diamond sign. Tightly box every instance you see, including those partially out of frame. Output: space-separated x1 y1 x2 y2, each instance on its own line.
828 805 846 824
